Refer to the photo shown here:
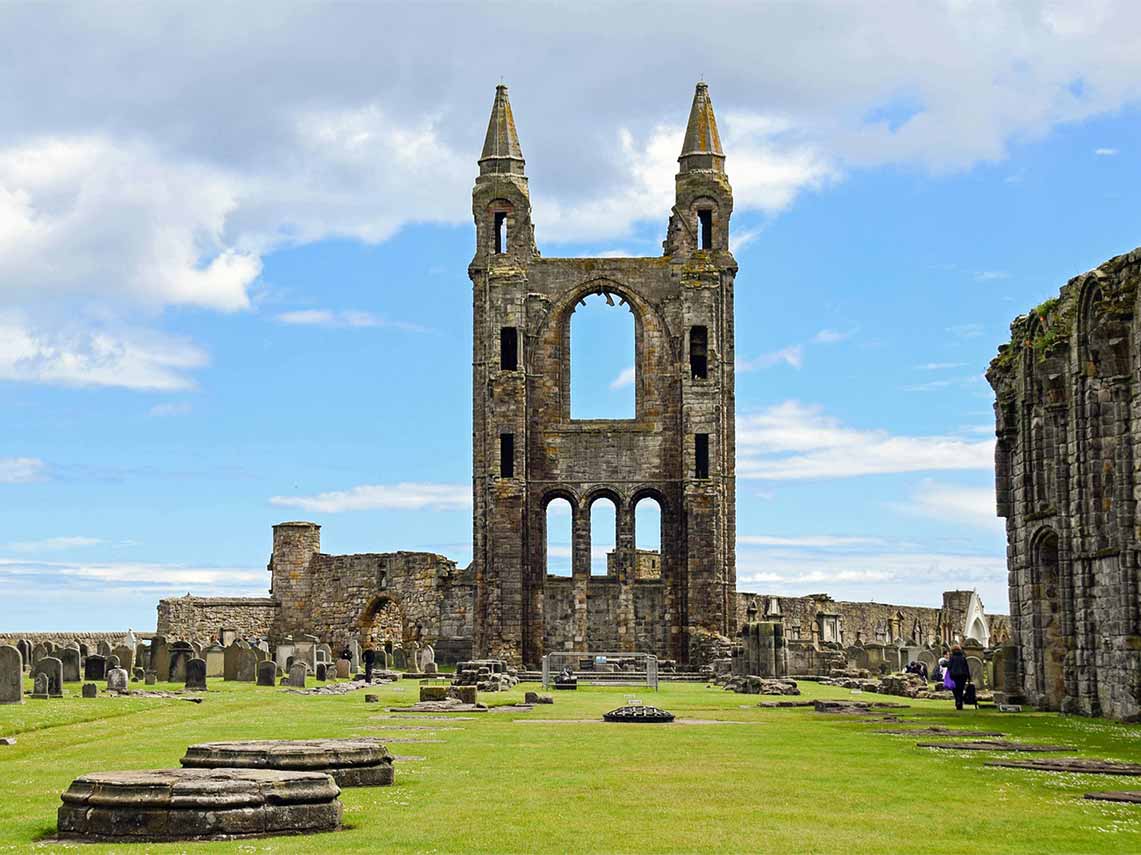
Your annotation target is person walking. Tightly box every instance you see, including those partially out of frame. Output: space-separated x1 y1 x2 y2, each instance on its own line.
947 644 972 710
363 646 376 683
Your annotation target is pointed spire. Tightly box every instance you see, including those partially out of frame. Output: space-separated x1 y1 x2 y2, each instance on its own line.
479 84 525 176
678 82 725 173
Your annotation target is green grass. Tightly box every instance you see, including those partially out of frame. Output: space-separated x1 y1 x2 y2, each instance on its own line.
0 677 1138 853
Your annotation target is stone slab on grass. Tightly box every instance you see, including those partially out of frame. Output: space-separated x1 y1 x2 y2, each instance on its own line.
1084 791 1141 804
181 739 394 787
918 739 1074 753
876 727 1005 737
985 758 1141 776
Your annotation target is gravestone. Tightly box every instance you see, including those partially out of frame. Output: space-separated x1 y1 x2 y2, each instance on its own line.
348 639 362 672
236 649 258 682
112 645 134 674
256 660 276 686
336 658 351 679
316 663 327 681
204 644 225 678
424 661 439 675
107 655 120 671
30 642 49 667
220 627 238 647
133 667 144 682
34 657 63 697
417 644 435 672
967 656 985 688
83 655 107 681
185 658 207 691
97 640 113 658
32 673 50 698
274 640 296 671
288 663 309 688
293 636 318 672
392 647 407 670
145 671 157 685
135 643 149 671
106 668 128 692
223 643 244 680
169 643 194 682
16 639 31 670
59 647 81 682
316 643 333 665
82 683 97 698
150 636 170 681
0 645 24 704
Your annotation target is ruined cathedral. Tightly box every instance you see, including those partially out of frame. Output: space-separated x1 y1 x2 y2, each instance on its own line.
152 84 1007 673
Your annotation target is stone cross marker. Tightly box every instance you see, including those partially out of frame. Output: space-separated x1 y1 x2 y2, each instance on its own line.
0 645 24 705
106 668 129 692
185 658 207 691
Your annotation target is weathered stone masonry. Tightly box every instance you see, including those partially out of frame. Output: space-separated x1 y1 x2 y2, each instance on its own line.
470 83 737 667
988 248 1141 721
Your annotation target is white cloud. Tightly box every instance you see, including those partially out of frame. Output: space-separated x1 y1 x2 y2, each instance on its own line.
0 557 263 588
737 400 994 480
812 329 853 344
0 312 207 391
609 366 636 389
738 344 804 372
0 457 45 484
270 482 471 513
897 479 1003 531
738 534 885 548
1095 147 1118 156
974 271 1009 281
274 309 430 333
148 401 193 417
5 536 102 552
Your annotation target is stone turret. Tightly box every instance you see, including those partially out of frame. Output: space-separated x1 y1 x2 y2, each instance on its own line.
269 522 321 641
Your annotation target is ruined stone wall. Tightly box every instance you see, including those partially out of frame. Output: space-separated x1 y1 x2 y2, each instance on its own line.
155 596 277 643
734 592 1007 650
542 577 670 657
987 247 1141 721
0 631 156 650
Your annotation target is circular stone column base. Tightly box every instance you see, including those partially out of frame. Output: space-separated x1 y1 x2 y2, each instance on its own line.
57 768 342 842
181 738 395 787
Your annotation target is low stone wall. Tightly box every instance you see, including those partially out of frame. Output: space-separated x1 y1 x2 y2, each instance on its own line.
0 631 155 649
155 596 278 644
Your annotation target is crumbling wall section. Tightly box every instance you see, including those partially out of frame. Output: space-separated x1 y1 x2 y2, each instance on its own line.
156 596 277 643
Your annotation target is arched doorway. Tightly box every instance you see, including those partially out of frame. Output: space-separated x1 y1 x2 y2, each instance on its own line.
1031 529 1069 709
359 595 406 649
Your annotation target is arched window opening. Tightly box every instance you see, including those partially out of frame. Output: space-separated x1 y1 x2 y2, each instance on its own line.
494 212 507 254
633 497 662 579
590 498 617 576
570 292 635 420
698 209 713 249
363 597 404 648
545 498 573 577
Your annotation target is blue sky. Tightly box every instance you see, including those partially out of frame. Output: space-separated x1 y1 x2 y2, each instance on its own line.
2 3 1141 630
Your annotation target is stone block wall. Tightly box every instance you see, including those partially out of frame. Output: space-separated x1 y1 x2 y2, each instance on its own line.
987 247 1141 720
542 576 670 656
155 596 278 644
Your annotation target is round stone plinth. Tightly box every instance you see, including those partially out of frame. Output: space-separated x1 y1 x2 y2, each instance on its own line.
181 739 394 787
603 704 675 723
57 768 341 842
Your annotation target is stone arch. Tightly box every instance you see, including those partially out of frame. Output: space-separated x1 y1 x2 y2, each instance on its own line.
541 277 674 423
358 593 406 649
585 489 621 576
1028 526 1071 710
541 490 577 577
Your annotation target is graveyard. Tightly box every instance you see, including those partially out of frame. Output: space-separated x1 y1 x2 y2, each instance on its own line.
0 669 1138 853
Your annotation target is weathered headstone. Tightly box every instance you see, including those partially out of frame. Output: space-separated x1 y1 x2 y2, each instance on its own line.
112 645 134 674
30 642 48 667
32 673 50 698
59 647 81 682
204 644 225 678
169 642 193 682
288 662 309 688
349 639 362 672
185 658 207 691
316 663 327 681
107 654 120 671
424 661 439 675
220 627 238 647
150 636 170 681
294 636 318 672
256 660 276 686
145 671 157 685
107 667 129 692
133 667 144 682
83 654 107 681
223 643 244 680
316 643 333 664
97 640 113 658
33 657 63 697
236 648 258 682
16 639 31 670
274 640 296 671
967 656 985 689
135 643 149 671
0 645 24 704
82 683 97 698
417 644 436 672
336 658 351 679
392 647 407 670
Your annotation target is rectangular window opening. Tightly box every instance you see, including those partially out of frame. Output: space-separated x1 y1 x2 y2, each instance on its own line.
695 433 710 479
500 327 518 371
690 325 708 379
499 433 514 478
698 210 713 250
494 212 507 254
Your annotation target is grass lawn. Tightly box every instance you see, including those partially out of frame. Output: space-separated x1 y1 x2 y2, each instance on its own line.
0 676 1138 853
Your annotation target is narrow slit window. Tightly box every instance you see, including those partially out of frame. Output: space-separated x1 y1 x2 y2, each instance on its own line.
500 433 514 478
690 325 708 379
695 433 710 478
698 210 713 250
500 327 518 371
493 212 507 254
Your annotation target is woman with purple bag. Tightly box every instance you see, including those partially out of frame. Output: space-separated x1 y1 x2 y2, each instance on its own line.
946 645 971 710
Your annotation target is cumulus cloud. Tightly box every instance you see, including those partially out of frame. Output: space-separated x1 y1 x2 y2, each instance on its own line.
0 312 208 390
738 345 804 372
737 401 994 480
270 482 471 513
0 457 45 484
896 479 1003 530
4 536 102 552
609 366 636 389
0 557 263 589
